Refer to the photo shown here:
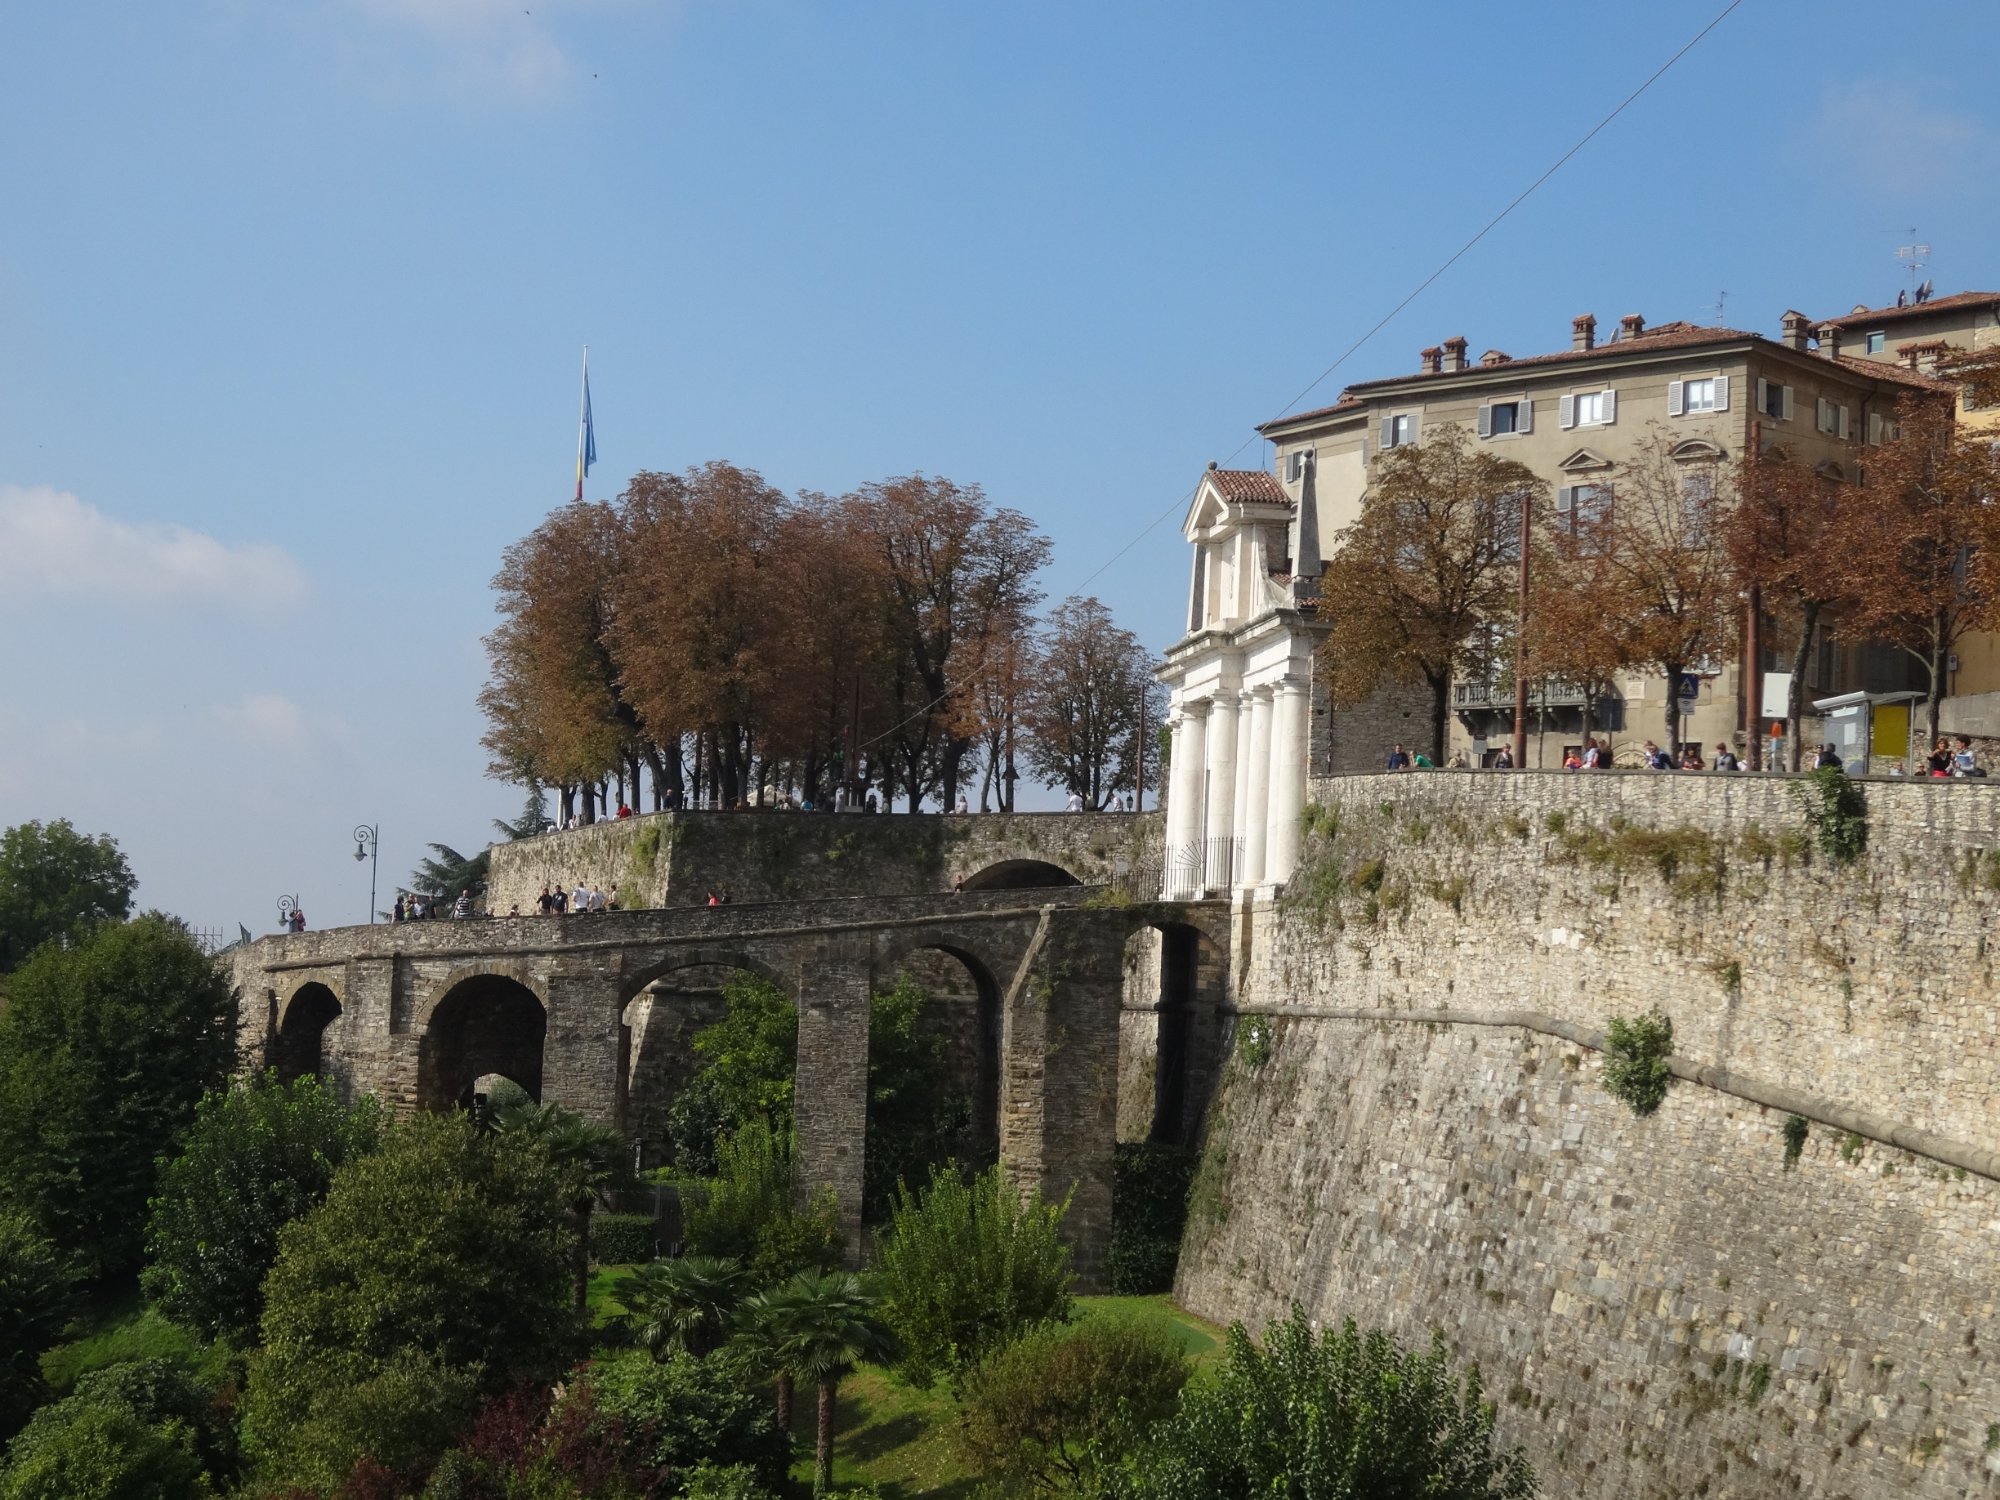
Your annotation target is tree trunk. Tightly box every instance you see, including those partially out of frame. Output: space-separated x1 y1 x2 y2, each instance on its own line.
1425 669 1449 764
776 1372 794 1434
1665 661 1684 760
572 1202 592 1315
815 1379 837 1495
1786 605 1820 773
1927 608 1950 745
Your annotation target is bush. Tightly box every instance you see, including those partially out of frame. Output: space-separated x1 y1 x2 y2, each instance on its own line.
864 977 974 1222
0 915 237 1276
1108 1144 1196 1296
0 1211 79 1442
874 1162 1074 1391
1602 1009 1675 1117
957 1318 1189 1492
144 1072 382 1340
1794 766 1867 864
682 1122 842 1286
667 975 798 1173
240 1113 581 1491
425 1380 668 1500
0 1358 233 1499
682 1463 781 1499
588 1348 791 1491
592 1212 659 1266
1113 1307 1535 1499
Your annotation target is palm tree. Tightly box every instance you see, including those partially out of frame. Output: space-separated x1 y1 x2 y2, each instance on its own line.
735 1280 810 1430
618 1255 750 1358
492 1098 633 1313
771 1271 894 1495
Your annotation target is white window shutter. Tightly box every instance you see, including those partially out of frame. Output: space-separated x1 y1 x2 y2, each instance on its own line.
1560 394 1575 429
1477 404 1492 438
1409 413 1420 443
1837 405 1850 439
1602 389 1616 424
1756 378 1769 413
1780 385 1794 421
1557 486 1575 517
1667 380 1684 417
1816 398 1830 432
1380 417 1394 450
1714 375 1730 412
1517 397 1533 433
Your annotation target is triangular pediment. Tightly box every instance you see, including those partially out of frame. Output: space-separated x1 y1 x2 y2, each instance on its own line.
1183 480 1228 539
1558 447 1613 472
1671 438 1726 461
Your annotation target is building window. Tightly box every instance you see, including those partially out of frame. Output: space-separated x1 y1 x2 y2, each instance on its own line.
1561 389 1616 429
1380 413 1417 449
1816 398 1850 438
1481 491 1524 562
1478 398 1531 438
1668 375 1729 416
1683 378 1717 411
1866 331 1886 355
1557 484 1612 552
1758 378 1792 420
1680 471 1716 545
1286 448 1314 482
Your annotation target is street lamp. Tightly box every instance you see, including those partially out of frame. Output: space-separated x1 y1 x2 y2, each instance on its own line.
353 824 379 925
277 893 299 932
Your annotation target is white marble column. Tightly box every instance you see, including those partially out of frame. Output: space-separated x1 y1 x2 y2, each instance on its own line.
1163 704 1207 896
1231 693 1257 880
1265 681 1308 884
1241 687 1274 887
1203 692 1240 890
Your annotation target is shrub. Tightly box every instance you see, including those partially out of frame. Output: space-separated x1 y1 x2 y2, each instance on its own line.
588 1349 791 1491
957 1317 1189 1491
874 1162 1074 1391
864 977 974 1222
144 1072 382 1340
1602 1009 1675 1117
1114 1307 1535 1499
0 1358 234 1499
1782 1114 1810 1169
1107 1144 1196 1296
240 1114 580 1490
593 1211 659 1266
667 975 799 1173
1793 767 1867 864
682 1122 842 1285
0 1211 79 1442
429 1379 667 1499
682 1463 780 1499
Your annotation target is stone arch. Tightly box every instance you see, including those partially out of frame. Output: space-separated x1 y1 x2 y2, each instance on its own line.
416 971 549 1112
1118 918 1227 1146
874 936 1006 1173
273 980 342 1084
959 859 1080 891
413 960 542 1036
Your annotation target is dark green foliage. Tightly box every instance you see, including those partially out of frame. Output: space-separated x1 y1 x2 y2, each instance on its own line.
588 1348 792 1492
410 843 490 902
593 1211 659 1265
682 1121 843 1286
619 1255 751 1357
0 915 237 1276
1793 767 1867 864
874 1162 1074 1391
422 1380 667 1500
239 1113 581 1491
1108 1144 1196 1295
864 976 974 1222
0 1211 79 1442
957 1317 1190 1493
143 1072 382 1340
0 819 135 973
1112 1307 1536 1499
1601 1009 1675 1117
681 1463 781 1499
0 1359 233 1499
489 1096 635 1314
757 1271 893 1495
668 974 799 1172
1782 1113 1810 1169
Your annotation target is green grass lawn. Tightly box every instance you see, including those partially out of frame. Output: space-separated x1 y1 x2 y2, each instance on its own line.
40 1281 233 1395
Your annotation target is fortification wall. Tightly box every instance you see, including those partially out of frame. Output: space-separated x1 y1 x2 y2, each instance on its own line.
484 811 1161 914
1178 770 2000 1497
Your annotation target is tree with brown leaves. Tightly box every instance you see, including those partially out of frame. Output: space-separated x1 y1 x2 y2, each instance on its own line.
1021 596 1165 810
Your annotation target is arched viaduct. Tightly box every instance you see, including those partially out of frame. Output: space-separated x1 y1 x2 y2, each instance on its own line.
228 880 1228 1286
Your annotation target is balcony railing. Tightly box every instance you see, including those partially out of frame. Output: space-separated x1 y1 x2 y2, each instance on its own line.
1452 678 1597 711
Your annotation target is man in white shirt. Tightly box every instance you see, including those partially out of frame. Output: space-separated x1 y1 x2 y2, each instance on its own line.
572 882 589 913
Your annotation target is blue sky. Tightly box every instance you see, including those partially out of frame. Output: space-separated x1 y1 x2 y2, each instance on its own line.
3 0 1998 934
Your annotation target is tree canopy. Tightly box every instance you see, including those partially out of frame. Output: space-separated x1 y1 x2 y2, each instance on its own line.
0 820 136 973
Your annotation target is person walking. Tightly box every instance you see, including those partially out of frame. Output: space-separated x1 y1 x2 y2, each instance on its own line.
571 880 589 913
1491 745 1514 770
1711 742 1738 771
1386 743 1411 771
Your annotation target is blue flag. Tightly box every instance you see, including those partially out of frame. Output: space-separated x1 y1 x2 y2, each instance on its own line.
576 348 596 501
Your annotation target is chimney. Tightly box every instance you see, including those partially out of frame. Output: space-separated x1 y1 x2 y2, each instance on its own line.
1619 313 1646 340
1441 336 1469 373
1572 314 1597 352
1818 323 1841 359
1480 350 1512 367
1780 311 1810 352
1419 346 1443 374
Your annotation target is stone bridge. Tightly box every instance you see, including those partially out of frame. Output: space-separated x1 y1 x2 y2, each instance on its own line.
227 881 1227 1284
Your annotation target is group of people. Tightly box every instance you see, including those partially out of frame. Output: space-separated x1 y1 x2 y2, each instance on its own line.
1389 732 1987 776
534 882 615 915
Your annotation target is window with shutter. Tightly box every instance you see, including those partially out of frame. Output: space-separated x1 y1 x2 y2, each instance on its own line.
1714 375 1730 412
1517 398 1533 433
1602 389 1616 424
1560 394 1576 429
1380 418 1394 450
1667 380 1684 417
1477 404 1492 438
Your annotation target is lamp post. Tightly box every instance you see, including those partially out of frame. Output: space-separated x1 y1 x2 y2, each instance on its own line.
277 893 299 932
353 824 379 925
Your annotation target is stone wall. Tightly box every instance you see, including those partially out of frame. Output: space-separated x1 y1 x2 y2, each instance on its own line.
1178 1013 2000 1499
485 811 1163 915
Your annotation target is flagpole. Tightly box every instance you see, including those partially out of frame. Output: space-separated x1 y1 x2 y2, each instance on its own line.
575 345 589 502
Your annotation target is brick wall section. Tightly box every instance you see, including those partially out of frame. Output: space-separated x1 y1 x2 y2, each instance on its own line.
484 811 1163 914
1178 1014 2000 1499
1240 769 2000 1152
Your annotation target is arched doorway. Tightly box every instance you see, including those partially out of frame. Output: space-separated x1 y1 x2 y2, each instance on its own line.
1118 921 1225 1146
621 962 749 1171
959 859 1080 891
417 973 548 1112
871 944 1002 1216
273 982 341 1085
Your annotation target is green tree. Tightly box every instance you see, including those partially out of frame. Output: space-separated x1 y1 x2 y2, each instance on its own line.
0 916 237 1276
0 1359 233 1500
587 1347 791 1494
491 1096 633 1313
863 977 973 1222
874 1162 1074 1391
618 1255 751 1358
0 820 135 974
0 1211 79 1443
239 1113 580 1491
142 1072 382 1340
409 842 489 903
766 1271 893 1495
669 973 798 1172
1113 1308 1536 1500
957 1318 1190 1494
682 1121 843 1285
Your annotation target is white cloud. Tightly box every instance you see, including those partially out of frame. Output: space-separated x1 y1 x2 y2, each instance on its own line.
213 695 314 753
0 485 307 612
1817 78 2000 196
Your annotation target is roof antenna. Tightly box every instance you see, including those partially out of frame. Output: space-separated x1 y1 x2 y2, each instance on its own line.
1895 233 1930 302
1707 290 1729 327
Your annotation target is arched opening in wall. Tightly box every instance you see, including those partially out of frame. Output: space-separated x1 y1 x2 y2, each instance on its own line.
417 974 548 1113
1118 921 1226 1148
621 963 750 1173
959 859 1080 891
870 944 1001 1221
273 983 341 1085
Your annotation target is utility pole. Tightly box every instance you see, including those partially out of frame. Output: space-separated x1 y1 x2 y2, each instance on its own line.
1511 489 1531 768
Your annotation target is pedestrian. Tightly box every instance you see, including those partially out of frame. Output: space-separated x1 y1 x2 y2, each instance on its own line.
1678 744 1705 770
1711 742 1739 771
1812 742 1843 772
953 875 965 895
1446 750 1468 769
553 885 568 915
955 793 970 815
1927 737 1953 776
1386 742 1411 771
291 908 306 933
1954 736 1981 776
453 891 471 919
507 903 521 918
1491 745 1514 770
571 880 589 913
1562 747 1582 771
589 885 607 912
537 884 554 915
1065 789 1085 813
706 890 720 908
393 894 407 923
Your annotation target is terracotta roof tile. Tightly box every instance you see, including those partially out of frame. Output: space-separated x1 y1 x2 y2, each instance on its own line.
1203 467 1290 506
1821 353 1957 392
1821 291 2000 330
1255 395 1365 433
